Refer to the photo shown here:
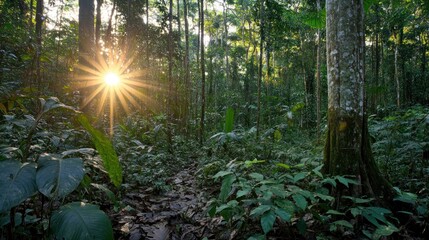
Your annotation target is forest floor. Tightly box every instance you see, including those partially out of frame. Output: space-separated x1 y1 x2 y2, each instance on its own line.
110 163 222 240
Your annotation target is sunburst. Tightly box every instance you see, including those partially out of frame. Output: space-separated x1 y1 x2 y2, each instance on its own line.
75 52 161 135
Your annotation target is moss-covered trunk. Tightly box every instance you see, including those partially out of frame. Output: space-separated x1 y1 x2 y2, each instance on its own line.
323 0 393 200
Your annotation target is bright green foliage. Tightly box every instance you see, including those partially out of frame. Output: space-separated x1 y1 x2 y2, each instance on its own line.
36 154 84 199
207 155 416 238
208 159 333 237
50 202 114 240
78 114 122 187
0 160 37 212
224 107 235 133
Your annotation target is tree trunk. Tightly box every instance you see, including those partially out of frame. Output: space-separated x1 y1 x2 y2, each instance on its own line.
29 0 34 34
167 0 174 151
324 0 393 200
223 0 230 87
95 0 103 55
421 33 427 103
394 31 401 108
316 0 321 141
34 0 43 90
183 0 190 133
146 0 149 64
177 0 181 41
199 0 206 145
79 0 95 111
256 0 265 138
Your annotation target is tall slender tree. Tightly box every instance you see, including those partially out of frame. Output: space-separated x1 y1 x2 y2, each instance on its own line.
316 0 322 141
199 0 206 144
34 0 44 89
95 0 103 55
78 0 95 111
256 0 265 138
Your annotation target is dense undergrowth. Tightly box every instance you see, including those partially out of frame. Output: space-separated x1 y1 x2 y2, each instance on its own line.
1 99 428 239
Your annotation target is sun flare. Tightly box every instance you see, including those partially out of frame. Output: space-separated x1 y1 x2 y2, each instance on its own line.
104 72 120 86
75 51 164 136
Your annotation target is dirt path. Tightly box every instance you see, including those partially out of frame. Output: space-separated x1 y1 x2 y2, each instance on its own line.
112 164 220 240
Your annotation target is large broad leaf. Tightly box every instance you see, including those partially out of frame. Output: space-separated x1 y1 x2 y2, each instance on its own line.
261 210 276 234
50 202 113 240
36 154 84 199
78 114 122 187
0 160 37 212
224 107 234 133
40 97 76 114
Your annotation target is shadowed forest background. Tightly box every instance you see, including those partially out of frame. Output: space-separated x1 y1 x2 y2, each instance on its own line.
0 0 429 239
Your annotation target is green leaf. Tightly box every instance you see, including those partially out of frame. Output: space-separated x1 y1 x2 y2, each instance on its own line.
274 207 291 222
247 234 265 240
292 194 308 210
270 184 286 198
321 178 337 187
245 159 266 168
273 129 282 142
314 193 334 201
327 210 345 216
50 202 113 240
250 205 271 217
331 220 353 229
78 114 122 187
276 163 291 170
36 154 84 199
336 176 359 188
249 172 264 181
40 97 76 114
292 172 307 183
274 199 295 214
373 223 399 237
350 207 362 217
0 160 37 212
213 170 233 179
394 192 417 205
312 164 323 178
302 10 326 29
219 174 236 202
237 188 251 198
224 107 234 133
260 210 276 234
342 196 374 204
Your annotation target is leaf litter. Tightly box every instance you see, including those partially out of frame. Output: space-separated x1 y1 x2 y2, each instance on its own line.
112 164 221 239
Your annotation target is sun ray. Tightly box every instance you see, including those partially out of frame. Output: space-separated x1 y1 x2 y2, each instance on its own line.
114 87 130 114
75 49 160 136
81 84 106 109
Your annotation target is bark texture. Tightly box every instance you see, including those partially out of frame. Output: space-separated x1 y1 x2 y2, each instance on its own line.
324 0 392 199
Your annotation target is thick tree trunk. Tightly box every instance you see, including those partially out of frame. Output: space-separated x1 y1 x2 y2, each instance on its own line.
324 0 392 200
